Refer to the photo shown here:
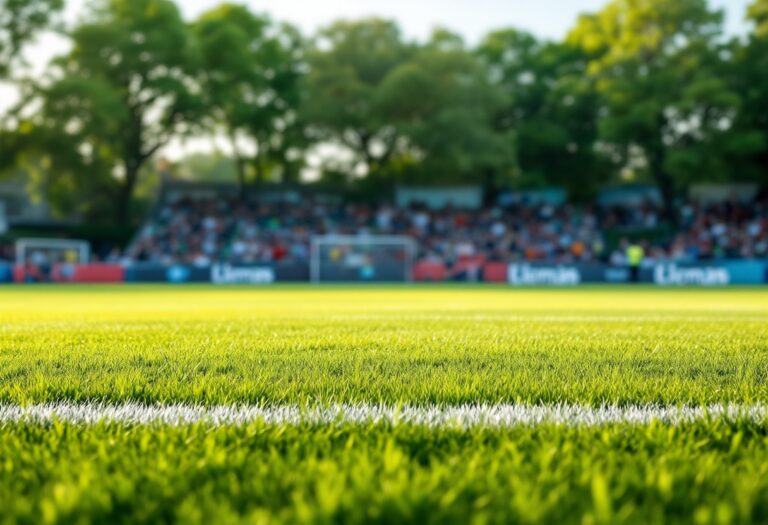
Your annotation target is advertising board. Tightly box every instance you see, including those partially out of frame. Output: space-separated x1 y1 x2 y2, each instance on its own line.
2 260 765 285
123 262 308 284
653 262 766 286
503 262 768 286
211 264 276 284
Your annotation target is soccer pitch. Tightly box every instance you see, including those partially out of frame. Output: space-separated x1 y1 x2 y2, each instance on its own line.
1 286 767 524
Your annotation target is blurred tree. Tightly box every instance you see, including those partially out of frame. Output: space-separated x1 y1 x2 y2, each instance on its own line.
194 4 305 195
22 0 201 223
2 1 765 220
0 0 63 77
478 30 610 200
0 0 64 174
723 0 768 180
568 0 740 218
301 19 414 180
378 30 516 189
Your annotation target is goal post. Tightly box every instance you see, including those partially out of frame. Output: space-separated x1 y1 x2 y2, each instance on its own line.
310 235 417 283
15 238 91 267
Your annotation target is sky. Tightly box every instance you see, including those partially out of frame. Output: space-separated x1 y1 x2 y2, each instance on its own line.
2 0 755 161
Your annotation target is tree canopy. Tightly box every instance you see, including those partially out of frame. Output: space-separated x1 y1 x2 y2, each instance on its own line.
728 0 768 179
194 4 304 193
1 0 766 225
301 18 415 180
27 0 201 221
478 30 610 200
568 0 741 217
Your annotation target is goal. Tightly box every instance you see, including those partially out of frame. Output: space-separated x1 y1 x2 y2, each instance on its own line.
310 235 416 283
15 238 91 267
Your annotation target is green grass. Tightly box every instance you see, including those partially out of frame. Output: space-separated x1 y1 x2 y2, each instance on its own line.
1 286 768 524
0 286 766 406
2 420 768 525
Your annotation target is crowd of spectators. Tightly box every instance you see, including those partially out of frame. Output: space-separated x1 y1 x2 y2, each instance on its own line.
123 193 768 267
679 199 768 260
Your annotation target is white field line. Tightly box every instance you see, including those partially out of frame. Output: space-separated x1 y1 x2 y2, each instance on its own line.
0 403 767 428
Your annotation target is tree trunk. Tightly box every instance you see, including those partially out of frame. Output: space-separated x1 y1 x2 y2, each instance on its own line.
116 160 140 224
117 107 146 225
645 110 678 224
228 130 247 201
647 146 676 225
357 132 377 179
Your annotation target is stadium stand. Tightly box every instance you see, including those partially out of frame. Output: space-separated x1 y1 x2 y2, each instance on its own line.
121 188 768 267
2 185 766 282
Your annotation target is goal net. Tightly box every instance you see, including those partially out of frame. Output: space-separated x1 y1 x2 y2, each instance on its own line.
310 235 416 283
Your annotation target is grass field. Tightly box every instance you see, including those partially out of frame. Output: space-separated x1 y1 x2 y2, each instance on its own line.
1 286 767 524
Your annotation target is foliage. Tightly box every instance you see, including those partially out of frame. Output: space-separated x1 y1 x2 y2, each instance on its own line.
478 30 611 200
724 0 768 180
568 0 741 217
750 0 768 38
0 0 63 77
23 0 201 222
0 0 63 174
301 18 415 180
194 4 305 192
2 0 768 225
302 23 515 188
379 30 516 187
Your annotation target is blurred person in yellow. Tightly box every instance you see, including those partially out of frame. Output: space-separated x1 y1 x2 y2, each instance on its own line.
626 242 645 283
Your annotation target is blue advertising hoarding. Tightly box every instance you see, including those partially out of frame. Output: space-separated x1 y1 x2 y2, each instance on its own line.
0 263 12 283
503 261 768 286
123 262 308 284
652 262 767 286
1 260 766 285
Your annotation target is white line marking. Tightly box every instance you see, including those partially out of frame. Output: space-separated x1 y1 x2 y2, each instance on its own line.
1 403 766 427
